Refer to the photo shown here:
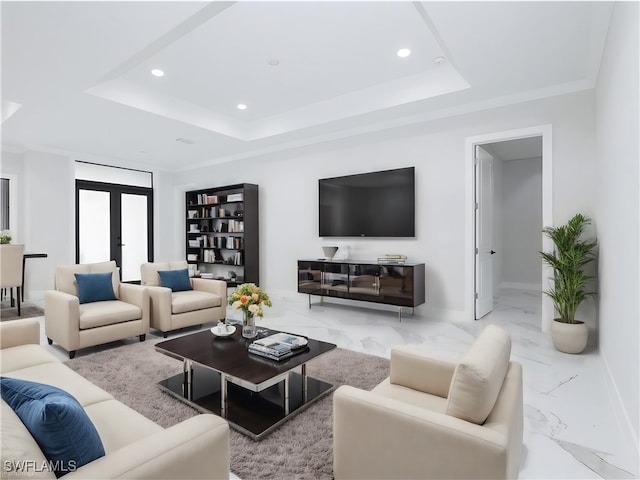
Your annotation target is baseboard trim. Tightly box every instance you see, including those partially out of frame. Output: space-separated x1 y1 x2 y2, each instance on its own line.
601 349 639 462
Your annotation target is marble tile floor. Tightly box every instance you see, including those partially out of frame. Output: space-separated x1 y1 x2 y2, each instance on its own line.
31 288 639 479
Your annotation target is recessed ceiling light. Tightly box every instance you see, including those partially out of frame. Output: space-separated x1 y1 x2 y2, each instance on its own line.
237 104 247 110
396 48 411 58
268 59 280 66
434 56 446 64
151 69 165 77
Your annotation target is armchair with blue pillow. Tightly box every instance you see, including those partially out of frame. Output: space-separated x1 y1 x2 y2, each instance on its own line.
45 261 149 358
140 261 227 337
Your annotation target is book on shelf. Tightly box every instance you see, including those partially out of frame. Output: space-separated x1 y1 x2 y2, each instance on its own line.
188 264 197 277
377 254 407 264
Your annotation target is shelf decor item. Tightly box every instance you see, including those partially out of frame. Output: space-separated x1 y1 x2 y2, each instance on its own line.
228 283 272 338
322 246 339 260
0 231 11 244
540 213 597 354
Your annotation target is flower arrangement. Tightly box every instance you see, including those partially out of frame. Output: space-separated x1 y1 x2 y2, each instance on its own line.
228 283 272 320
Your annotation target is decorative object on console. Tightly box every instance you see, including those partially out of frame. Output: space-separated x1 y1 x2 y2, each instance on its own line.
377 254 407 265
228 283 272 338
0 230 11 244
540 213 597 354
322 246 339 260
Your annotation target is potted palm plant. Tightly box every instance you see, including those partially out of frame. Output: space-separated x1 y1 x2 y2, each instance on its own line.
540 213 597 354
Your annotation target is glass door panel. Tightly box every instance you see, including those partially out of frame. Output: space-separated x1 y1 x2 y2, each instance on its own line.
78 190 110 264
121 193 148 282
76 180 153 282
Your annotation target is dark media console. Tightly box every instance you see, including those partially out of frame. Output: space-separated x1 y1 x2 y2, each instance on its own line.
297 259 425 321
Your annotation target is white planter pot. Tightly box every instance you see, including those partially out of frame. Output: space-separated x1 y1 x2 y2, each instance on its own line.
551 319 589 354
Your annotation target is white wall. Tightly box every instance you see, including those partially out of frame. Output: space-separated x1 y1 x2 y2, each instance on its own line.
1 150 177 301
501 157 542 289
172 90 596 321
22 151 75 300
595 1 639 450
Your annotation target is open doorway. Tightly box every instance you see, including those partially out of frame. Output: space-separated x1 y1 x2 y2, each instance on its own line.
477 138 543 319
465 125 554 331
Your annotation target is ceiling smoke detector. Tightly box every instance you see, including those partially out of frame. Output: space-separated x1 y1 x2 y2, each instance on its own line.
434 56 446 64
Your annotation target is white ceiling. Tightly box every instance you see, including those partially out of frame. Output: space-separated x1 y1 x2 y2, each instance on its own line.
1 1 613 171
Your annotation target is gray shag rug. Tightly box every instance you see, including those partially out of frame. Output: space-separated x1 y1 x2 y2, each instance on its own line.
0 303 44 321
64 337 389 479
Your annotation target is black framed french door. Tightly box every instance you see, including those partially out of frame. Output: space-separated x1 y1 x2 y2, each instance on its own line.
76 180 153 282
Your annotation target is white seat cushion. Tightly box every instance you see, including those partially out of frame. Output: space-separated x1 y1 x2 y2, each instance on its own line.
445 325 511 425
171 290 221 315
85 399 162 453
79 301 142 330
0 344 59 374
2 362 113 407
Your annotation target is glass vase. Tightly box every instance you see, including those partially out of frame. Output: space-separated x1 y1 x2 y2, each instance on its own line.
242 310 257 339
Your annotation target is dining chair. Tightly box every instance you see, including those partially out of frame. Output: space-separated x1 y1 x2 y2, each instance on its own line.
0 244 25 316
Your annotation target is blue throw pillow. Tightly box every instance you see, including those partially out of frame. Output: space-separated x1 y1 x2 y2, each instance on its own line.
74 272 117 304
0 377 105 477
158 268 193 292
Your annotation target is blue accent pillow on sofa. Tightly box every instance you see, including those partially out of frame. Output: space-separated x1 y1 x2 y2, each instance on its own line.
74 272 117 304
158 268 193 292
0 377 105 477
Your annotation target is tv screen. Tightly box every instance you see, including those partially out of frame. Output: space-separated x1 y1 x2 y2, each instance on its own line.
319 167 415 237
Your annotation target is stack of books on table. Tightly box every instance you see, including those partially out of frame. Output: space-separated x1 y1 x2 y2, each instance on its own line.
377 254 408 264
248 333 308 361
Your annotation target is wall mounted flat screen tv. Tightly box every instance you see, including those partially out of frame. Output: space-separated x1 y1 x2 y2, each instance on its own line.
319 166 415 237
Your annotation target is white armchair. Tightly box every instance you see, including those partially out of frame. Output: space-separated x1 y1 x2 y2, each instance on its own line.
333 325 523 479
140 261 227 337
45 260 149 359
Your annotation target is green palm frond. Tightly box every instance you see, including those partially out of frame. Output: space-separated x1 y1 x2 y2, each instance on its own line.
540 213 598 324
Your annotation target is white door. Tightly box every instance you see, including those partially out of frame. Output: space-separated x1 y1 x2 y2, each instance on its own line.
475 146 494 319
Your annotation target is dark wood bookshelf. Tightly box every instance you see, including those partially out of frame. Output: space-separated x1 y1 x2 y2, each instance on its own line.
185 184 259 285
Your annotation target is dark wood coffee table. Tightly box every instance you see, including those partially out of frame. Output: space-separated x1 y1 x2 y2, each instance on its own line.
155 327 337 439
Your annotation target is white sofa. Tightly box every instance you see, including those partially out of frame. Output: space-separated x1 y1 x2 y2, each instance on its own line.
333 324 523 479
1 318 230 479
45 260 149 358
140 261 226 337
